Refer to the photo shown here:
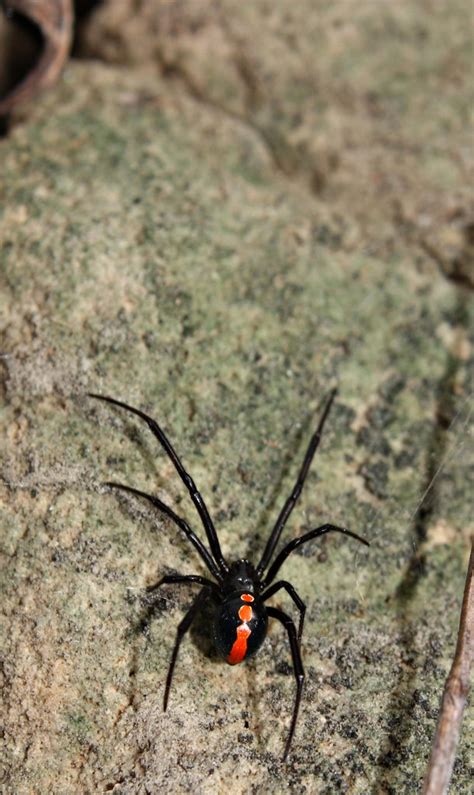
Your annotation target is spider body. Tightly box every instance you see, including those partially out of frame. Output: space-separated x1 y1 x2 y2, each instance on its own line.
89 388 369 760
212 561 268 664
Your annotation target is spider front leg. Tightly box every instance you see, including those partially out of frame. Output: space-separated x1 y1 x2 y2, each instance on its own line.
104 481 222 582
267 606 305 761
261 580 306 645
89 393 229 574
262 524 370 587
256 388 338 577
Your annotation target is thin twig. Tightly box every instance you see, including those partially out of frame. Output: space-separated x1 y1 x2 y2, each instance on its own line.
423 540 473 795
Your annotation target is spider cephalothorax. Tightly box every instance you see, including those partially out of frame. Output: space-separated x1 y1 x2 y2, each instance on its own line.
89 388 369 759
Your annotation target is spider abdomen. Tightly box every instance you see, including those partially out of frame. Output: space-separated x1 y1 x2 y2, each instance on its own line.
213 593 268 665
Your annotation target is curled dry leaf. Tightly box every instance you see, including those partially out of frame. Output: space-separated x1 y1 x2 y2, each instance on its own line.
0 0 73 116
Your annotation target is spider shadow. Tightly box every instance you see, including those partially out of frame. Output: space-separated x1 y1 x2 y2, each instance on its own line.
124 584 223 711
375 293 469 788
126 585 273 753
135 586 218 661
100 407 166 489
189 595 272 757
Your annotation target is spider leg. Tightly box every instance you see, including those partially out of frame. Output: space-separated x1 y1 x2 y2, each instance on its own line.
89 393 229 574
256 388 337 577
263 524 370 588
162 585 210 711
104 481 222 581
261 580 306 644
267 606 304 761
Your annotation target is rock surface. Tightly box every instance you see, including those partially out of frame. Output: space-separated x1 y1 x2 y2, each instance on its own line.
0 1 472 793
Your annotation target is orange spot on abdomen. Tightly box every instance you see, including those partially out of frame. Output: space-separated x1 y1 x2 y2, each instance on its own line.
227 623 251 665
239 604 252 622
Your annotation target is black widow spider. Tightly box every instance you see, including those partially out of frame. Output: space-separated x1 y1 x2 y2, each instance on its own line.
89 388 369 760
